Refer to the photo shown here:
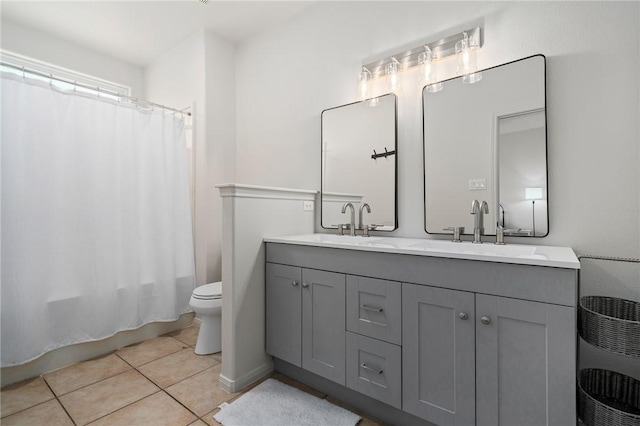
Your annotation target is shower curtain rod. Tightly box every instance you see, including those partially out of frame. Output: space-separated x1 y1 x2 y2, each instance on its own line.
1 61 191 117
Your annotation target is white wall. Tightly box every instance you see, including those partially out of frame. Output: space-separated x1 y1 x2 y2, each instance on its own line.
145 31 209 285
218 185 315 392
235 1 639 378
1 19 145 96
204 31 237 283
145 29 236 286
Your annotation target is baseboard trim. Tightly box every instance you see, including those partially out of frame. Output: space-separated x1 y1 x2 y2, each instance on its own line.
218 360 274 393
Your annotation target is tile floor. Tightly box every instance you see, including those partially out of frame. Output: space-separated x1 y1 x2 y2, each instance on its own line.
1 321 384 425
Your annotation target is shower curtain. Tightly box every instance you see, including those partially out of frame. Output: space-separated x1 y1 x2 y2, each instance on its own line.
1 73 196 367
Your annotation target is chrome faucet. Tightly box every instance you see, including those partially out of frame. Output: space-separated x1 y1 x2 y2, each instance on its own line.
341 202 356 236
470 200 489 243
358 203 371 230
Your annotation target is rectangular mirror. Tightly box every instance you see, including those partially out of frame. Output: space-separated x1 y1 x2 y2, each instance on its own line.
423 55 547 237
321 94 397 231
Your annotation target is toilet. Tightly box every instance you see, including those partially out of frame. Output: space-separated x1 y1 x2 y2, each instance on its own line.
189 281 222 355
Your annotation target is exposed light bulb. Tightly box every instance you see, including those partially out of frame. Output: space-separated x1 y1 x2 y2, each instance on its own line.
418 46 443 93
358 67 372 101
455 32 482 84
385 57 401 92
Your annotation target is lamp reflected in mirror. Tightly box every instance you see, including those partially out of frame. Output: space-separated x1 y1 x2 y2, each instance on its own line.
525 187 543 236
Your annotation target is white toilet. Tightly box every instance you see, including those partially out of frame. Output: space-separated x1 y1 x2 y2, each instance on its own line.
189 281 222 355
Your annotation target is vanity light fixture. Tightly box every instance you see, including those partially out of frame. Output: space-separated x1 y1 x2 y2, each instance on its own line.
418 46 443 93
455 31 482 84
385 57 401 93
358 26 483 98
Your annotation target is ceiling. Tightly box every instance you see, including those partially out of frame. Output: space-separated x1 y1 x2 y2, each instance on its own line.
0 1 315 67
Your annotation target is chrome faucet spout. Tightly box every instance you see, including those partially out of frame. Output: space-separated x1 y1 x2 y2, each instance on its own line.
470 200 489 243
341 203 356 236
358 203 371 230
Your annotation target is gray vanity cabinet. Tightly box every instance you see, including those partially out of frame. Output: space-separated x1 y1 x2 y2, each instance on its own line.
403 283 576 426
301 268 346 385
265 263 302 367
475 294 575 426
402 283 476 426
265 263 346 386
265 242 577 426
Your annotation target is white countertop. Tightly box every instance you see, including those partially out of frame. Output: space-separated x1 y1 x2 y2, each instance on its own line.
264 233 580 269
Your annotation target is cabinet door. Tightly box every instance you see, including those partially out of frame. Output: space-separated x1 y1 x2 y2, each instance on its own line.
301 268 346 385
475 295 576 426
265 263 302 367
402 283 475 426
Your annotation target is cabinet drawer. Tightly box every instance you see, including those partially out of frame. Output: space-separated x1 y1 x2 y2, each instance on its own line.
346 275 401 345
346 332 401 409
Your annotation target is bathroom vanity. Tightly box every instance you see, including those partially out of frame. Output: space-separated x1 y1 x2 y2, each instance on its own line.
264 234 579 426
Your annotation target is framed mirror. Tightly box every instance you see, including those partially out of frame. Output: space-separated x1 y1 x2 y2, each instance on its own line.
423 55 547 237
321 94 397 231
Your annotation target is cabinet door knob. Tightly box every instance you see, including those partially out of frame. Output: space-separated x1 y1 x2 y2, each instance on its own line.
302 282 309 288
481 316 491 325
458 312 469 320
292 280 298 286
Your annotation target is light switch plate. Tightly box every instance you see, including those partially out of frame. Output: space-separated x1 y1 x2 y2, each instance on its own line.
468 179 486 190
303 201 314 211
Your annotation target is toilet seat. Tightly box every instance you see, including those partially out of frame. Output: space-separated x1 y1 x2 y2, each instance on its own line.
192 282 222 300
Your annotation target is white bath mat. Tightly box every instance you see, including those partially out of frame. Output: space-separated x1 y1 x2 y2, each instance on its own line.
213 378 361 426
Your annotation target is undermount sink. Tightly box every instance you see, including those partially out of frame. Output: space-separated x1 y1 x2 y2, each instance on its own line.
408 239 538 257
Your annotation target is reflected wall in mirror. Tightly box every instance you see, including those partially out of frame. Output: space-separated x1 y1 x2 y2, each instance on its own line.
321 94 397 231
423 55 547 237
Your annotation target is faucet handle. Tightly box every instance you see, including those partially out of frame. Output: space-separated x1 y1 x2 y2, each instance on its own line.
443 226 464 242
362 224 379 238
332 224 348 236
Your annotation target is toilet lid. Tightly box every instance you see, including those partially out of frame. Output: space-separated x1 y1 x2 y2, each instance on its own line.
193 282 222 300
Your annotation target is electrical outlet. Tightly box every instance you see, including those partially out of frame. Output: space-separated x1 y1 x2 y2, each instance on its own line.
303 201 314 211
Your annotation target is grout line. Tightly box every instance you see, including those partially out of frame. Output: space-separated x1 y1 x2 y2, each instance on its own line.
41 377 78 426
159 389 201 422
46 364 136 398
83 390 164 425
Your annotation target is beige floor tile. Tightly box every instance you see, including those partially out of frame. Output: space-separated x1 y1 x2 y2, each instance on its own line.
1 399 74 426
60 369 159 425
190 420 209 426
167 324 200 347
0 376 55 418
201 408 223 426
88 391 197 426
116 336 186 367
43 353 131 396
138 347 218 389
166 364 239 417
270 372 326 399
210 352 222 363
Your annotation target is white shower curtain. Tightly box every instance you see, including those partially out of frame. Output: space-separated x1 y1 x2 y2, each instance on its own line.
1 73 196 367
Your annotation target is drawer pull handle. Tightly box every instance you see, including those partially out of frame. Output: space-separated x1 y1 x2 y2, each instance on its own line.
292 280 298 286
361 305 383 313
458 312 469 320
481 316 491 325
360 363 383 375
302 282 309 288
